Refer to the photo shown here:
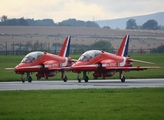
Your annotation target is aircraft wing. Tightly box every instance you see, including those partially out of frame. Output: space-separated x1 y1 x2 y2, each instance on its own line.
72 64 100 71
72 64 160 71
46 66 72 71
6 65 72 72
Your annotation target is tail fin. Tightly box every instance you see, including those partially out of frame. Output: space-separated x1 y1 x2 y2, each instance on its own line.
58 36 71 57
116 35 130 57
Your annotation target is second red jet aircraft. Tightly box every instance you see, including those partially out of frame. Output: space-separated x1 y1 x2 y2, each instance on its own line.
72 35 160 82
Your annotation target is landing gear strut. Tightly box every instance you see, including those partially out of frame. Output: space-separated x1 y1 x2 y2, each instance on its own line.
62 71 67 82
121 76 125 82
27 76 32 82
21 74 25 83
63 75 67 82
77 73 81 82
84 76 89 82
83 71 89 82
120 71 125 82
27 72 32 83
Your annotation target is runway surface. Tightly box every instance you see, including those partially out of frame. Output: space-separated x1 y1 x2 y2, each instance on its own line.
0 78 164 91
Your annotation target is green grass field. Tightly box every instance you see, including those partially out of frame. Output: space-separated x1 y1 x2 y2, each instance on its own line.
0 88 164 120
0 54 164 120
0 54 164 82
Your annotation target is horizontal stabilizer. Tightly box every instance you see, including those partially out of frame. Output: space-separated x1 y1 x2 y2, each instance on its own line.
104 66 161 71
129 59 155 64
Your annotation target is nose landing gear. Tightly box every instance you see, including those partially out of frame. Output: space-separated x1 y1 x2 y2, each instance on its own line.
21 72 33 83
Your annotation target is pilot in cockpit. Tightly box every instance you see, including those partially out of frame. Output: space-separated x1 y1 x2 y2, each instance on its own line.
78 50 101 62
21 51 44 63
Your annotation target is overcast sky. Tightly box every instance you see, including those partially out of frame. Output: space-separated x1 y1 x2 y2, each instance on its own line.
0 0 163 22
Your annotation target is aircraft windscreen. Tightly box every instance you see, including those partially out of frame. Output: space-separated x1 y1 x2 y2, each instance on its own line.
21 51 44 63
78 50 101 62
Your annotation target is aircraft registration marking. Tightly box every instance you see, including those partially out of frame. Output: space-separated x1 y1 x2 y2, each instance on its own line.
109 63 117 67
45 64 59 68
103 63 117 67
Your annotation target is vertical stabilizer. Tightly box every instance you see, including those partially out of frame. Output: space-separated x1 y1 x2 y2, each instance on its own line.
116 35 130 57
58 36 71 57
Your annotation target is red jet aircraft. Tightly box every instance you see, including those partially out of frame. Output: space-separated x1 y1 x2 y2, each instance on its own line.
6 36 73 83
72 35 160 82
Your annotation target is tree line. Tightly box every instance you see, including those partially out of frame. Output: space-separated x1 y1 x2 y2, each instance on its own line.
1 15 163 30
151 45 164 53
126 19 163 30
0 15 99 27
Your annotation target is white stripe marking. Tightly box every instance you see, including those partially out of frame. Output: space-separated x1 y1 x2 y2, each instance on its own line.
120 57 126 66
62 58 68 67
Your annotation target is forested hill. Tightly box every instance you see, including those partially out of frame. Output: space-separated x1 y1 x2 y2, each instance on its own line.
95 12 164 29
0 16 99 28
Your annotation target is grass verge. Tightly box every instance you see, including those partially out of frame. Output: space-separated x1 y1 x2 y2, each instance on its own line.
0 88 164 120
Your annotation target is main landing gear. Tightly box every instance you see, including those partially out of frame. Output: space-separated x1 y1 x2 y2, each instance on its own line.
120 71 125 82
62 71 67 82
121 76 125 82
21 72 33 83
63 75 68 82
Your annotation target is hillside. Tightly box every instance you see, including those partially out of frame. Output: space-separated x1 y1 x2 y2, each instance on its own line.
95 12 164 29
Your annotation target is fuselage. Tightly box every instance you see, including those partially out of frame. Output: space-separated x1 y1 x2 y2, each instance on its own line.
72 50 132 71
72 50 132 76
15 51 72 74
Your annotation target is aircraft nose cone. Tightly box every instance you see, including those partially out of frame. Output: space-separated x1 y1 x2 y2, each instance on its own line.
14 63 27 73
14 64 21 73
71 61 85 70
71 63 79 70
71 64 76 69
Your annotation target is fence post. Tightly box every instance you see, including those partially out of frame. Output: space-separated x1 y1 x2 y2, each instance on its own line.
5 42 7 55
13 42 14 55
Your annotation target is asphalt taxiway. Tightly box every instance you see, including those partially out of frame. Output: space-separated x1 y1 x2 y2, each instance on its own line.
0 79 164 91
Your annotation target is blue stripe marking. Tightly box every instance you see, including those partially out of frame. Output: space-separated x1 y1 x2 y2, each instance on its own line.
123 35 129 57
65 36 71 57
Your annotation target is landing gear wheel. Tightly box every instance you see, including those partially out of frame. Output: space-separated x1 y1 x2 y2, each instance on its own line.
84 76 89 82
121 76 125 82
28 76 32 83
63 76 67 82
78 77 81 83
21 78 25 83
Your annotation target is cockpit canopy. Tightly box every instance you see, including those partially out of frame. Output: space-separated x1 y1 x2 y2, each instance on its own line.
78 50 101 62
21 51 44 63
